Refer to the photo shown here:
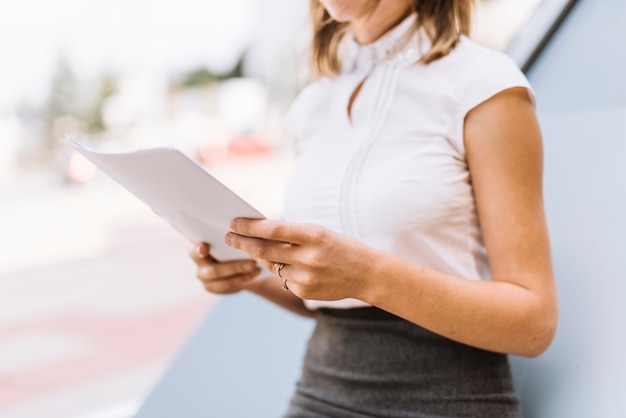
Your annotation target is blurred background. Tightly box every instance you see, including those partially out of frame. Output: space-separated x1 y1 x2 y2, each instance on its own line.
0 1 542 417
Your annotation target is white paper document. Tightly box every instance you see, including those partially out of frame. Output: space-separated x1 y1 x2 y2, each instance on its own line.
68 137 265 261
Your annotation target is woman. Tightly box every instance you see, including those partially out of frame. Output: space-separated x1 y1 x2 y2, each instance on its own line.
190 0 558 416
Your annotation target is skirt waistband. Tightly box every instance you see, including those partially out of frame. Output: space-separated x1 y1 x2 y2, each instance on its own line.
317 306 402 321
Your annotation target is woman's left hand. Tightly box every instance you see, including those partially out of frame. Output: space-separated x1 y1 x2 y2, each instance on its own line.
225 218 376 301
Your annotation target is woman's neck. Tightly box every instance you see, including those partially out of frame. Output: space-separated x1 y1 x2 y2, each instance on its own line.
351 1 412 45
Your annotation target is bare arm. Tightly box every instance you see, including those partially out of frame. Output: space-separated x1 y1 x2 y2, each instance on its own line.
357 88 558 356
225 88 558 357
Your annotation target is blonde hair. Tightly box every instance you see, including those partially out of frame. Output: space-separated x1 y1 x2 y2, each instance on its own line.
309 0 474 77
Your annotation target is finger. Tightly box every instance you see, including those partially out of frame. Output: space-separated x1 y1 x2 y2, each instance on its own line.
225 232 295 264
201 272 260 295
230 218 325 246
196 259 260 281
189 242 213 261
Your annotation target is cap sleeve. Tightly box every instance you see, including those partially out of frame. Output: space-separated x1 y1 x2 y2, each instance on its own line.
454 50 535 154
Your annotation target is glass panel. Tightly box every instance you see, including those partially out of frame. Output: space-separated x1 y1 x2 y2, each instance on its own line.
510 1 626 417
474 0 545 50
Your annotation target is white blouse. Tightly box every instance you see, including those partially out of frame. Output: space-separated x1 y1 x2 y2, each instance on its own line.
283 16 533 310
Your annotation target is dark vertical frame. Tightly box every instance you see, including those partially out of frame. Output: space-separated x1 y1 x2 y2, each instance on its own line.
505 0 580 72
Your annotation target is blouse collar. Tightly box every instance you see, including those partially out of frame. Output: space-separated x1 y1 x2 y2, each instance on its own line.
344 13 426 72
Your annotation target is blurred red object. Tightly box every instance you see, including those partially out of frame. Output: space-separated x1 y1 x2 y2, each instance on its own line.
227 135 273 157
68 151 97 183
197 135 273 165
197 142 229 165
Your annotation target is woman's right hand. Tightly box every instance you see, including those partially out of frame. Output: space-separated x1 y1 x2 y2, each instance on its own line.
189 242 262 295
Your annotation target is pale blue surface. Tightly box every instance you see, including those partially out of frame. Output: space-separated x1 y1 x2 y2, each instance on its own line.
510 1 626 416
134 293 314 418
527 0 626 112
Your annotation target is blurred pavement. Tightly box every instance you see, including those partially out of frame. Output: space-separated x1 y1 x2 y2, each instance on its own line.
0 153 292 418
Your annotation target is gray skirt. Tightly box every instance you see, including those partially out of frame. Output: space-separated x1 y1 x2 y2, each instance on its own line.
284 307 522 418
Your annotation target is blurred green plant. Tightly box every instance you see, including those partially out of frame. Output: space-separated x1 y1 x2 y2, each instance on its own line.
84 73 116 134
43 56 117 150
176 54 244 88
44 57 80 149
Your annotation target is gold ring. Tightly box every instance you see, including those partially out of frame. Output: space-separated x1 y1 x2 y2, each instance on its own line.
274 262 285 278
282 277 289 291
